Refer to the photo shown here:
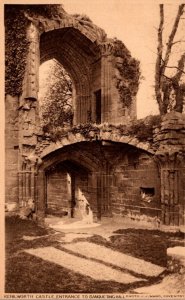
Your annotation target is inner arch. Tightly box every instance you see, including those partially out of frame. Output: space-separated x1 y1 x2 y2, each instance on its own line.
40 27 101 124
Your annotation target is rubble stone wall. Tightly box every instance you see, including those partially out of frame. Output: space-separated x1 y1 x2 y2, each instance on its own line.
111 152 161 219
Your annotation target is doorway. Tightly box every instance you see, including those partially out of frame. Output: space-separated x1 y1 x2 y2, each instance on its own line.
45 160 92 218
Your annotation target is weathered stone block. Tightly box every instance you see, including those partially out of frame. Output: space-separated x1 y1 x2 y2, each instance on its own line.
22 135 37 146
167 247 185 273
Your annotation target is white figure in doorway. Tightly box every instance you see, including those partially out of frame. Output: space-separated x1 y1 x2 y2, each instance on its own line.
74 188 93 224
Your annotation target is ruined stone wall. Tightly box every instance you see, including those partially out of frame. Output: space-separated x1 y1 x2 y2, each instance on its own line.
5 7 184 226
111 56 137 125
5 95 19 204
153 112 185 225
111 152 161 219
5 10 141 212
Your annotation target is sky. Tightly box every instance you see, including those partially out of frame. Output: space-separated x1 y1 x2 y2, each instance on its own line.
57 0 184 118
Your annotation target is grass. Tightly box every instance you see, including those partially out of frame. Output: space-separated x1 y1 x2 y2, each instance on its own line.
85 229 184 267
5 215 184 294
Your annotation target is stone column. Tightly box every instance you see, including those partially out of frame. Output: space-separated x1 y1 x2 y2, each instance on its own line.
100 41 114 123
73 78 91 125
18 22 40 150
18 154 41 209
18 22 40 207
74 92 91 125
153 112 185 226
37 169 46 224
155 152 185 226
21 22 40 102
96 163 113 218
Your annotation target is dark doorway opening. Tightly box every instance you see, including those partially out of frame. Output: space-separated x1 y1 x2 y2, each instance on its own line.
95 89 101 124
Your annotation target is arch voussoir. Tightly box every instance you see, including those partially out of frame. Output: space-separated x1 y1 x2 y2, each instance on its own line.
38 131 154 160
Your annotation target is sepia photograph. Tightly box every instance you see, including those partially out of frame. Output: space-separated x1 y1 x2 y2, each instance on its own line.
3 0 185 298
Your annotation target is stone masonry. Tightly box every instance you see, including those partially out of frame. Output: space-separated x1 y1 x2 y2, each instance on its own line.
5 6 185 226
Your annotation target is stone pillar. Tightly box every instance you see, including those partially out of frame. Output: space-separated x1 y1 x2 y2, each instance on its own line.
74 93 91 125
18 154 41 209
100 41 114 123
21 22 40 102
18 22 40 207
96 166 112 218
73 79 91 125
153 112 185 226
37 169 46 223
155 152 185 226
18 22 40 149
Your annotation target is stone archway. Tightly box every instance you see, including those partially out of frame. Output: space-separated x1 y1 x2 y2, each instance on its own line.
39 27 101 125
36 143 105 221
35 138 159 222
19 17 115 133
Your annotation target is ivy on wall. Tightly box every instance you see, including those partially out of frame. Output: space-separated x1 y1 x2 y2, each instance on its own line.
113 39 140 108
43 115 161 143
126 115 161 141
5 4 140 107
5 4 63 96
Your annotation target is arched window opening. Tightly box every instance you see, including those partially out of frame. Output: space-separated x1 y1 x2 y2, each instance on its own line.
39 59 73 133
94 89 101 124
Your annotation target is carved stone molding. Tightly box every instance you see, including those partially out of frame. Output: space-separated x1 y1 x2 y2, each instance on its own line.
154 151 185 170
20 22 40 104
99 41 114 57
154 150 185 225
